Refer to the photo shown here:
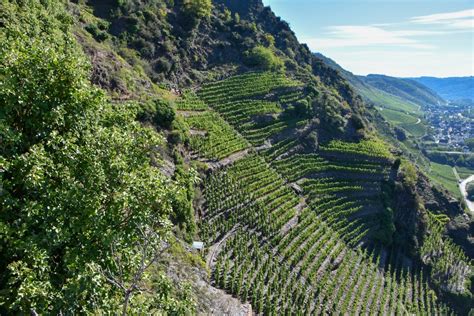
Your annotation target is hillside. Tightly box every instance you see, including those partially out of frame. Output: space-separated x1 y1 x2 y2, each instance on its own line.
1 0 472 315
313 53 435 139
363 74 445 107
313 53 474 199
313 53 446 107
411 76 474 102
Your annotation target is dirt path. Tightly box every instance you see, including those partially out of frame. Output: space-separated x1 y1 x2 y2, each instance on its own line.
206 225 240 268
206 148 251 170
177 110 206 117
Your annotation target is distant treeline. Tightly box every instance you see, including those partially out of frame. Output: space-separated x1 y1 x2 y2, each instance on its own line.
425 151 474 168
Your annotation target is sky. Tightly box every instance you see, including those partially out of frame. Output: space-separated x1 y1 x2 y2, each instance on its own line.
262 0 474 77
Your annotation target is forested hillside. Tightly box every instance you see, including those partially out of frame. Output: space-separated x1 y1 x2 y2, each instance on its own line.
1 0 472 314
411 77 474 102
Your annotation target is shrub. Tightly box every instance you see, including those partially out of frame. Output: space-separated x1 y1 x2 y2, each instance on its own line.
182 0 212 19
394 126 407 141
138 99 176 129
85 23 108 42
351 114 365 130
153 57 172 73
400 160 418 187
263 33 275 47
244 45 285 71
154 99 176 128
465 138 474 151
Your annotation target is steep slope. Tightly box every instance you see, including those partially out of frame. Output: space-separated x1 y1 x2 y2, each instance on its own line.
363 74 445 107
314 53 446 108
1 0 472 314
313 53 437 139
411 76 474 102
183 71 471 314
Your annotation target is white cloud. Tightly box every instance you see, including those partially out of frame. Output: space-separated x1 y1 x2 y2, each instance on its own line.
304 25 436 49
304 9 473 50
303 8 473 76
411 9 474 30
321 50 473 77
411 9 473 23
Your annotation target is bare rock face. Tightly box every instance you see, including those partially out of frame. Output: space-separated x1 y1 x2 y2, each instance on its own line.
163 243 251 316
193 275 252 316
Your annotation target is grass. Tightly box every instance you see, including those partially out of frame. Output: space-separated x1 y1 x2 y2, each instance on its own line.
361 86 429 138
360 86 422 115
455 166 474 180
427 162 461 199
400 122 427 138
379 108 418 125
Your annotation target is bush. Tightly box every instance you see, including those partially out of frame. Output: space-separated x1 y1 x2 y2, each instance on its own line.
244 45 285 71
394 126 407 141
85 23 108 42
153 57 172 73
400 160 418 187
351 114 365 130
154 99 176 128
138 99 176 129
465 138 474 151
182 0 212 19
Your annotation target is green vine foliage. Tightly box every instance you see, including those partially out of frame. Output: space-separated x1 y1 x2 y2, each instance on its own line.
0 1 194 313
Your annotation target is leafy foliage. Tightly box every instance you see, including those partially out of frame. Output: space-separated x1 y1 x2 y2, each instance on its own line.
244 45 285 71
0 1 194 313
138 98 176 129
465 138 474 151
182 0 213 19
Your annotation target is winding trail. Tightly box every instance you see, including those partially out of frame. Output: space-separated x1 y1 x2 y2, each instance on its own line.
206 225 240 268
459 174 474 214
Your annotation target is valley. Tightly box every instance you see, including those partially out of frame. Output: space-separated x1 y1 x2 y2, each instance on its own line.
314 53 474 203
1 0 472 315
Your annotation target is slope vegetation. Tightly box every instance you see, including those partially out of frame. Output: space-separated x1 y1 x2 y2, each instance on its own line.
178 71 471 314
1 0 472 314
411 76 474 102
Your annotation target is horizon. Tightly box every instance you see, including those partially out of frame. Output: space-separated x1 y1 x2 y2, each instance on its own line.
262 0 474 78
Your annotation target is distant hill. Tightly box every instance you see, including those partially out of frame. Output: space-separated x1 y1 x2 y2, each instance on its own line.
313 53 446 108
363 74 445 107
410 76 474 102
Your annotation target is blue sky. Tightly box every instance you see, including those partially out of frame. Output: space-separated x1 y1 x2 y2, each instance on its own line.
262 0 474 77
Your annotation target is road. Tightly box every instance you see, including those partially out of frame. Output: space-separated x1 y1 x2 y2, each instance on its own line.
459 174 474 214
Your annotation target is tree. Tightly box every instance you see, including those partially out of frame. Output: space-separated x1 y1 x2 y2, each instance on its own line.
182 0 212 19
244 45 285 71
96 224 171 316
0 1 194 313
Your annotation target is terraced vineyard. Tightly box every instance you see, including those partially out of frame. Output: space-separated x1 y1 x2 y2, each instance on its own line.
199 72 308 146
267 140 394 244
177 72 470 314
177 99 249 160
